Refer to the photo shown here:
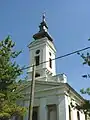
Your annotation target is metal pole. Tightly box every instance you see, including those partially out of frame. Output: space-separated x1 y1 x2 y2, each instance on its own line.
28 64 35 120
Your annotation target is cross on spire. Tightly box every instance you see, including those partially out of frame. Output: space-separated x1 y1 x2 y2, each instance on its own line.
42 12 46 22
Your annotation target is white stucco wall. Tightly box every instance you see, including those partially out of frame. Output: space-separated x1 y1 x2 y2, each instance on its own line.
28 37 56 79
45 43 56 75
21 83 68 120
20 80 86 120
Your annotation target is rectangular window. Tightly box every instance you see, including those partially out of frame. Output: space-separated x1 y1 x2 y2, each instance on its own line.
32 107 38 120
77 111 80 120
35 56 40 66
69 106 71 120
48 105 57 120
49 58 52 68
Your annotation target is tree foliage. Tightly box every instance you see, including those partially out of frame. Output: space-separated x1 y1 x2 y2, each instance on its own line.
77 50 90 117
0 36 26 120
77 52 90 95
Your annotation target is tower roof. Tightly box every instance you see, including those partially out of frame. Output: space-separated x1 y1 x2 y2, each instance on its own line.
33 14 53 42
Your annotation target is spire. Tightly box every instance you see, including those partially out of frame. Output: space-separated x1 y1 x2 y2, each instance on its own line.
39 13 48 32
33 14 53 42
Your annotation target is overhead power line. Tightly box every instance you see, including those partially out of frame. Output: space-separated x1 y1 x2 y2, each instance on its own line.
20 46 90 71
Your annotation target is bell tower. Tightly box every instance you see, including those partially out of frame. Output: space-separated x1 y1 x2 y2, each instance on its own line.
28 14 56 79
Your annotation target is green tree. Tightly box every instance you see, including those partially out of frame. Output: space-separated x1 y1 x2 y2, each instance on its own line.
77 52 90 95
77 47 90 118
0 36 26 120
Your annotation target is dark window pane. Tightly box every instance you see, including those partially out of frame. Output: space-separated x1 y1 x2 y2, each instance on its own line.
35 73 40 77
49 52 51 56
33 111 37 120
49 58 52 68
77 111 80 120
69 106 71 120
36 50 40 54
32 107 38 120
35 56 40 66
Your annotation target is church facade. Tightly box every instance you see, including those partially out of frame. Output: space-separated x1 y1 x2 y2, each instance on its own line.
19 15 86 120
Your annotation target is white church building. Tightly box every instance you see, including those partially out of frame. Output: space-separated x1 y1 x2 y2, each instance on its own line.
19 15 87 120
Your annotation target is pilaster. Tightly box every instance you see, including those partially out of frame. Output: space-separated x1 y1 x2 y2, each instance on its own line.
57 95 69 120
39 98 47 120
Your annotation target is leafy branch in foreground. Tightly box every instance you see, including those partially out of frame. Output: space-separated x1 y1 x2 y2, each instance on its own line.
0 36 26 120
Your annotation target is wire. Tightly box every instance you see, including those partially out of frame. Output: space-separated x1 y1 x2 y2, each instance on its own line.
20 46 90 71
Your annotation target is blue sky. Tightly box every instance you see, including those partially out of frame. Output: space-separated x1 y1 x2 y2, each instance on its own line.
0 0 90 99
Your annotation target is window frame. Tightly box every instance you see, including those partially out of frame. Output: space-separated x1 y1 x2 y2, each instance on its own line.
47 104 57 120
